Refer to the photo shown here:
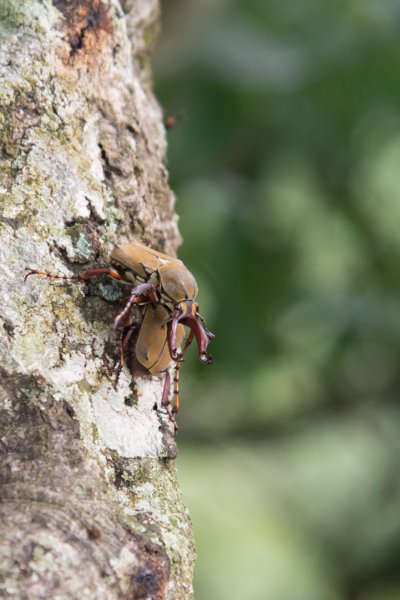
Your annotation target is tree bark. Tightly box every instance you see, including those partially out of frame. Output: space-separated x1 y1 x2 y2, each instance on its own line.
0 1 195 598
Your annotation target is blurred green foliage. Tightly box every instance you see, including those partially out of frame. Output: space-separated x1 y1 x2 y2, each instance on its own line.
154 1 400 598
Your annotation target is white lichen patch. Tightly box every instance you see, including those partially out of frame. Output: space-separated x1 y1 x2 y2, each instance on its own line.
46 352 87 387
87 193 106 222
91 375 166 458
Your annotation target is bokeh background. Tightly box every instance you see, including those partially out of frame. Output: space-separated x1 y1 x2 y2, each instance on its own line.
153 2 400 599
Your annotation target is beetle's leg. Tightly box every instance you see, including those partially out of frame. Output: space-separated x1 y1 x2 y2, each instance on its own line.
112 283 158 332
112 285 158 380
120 323 138 363
172 362 181 416
160 370 178 432
167 311 213 365
171 330 195 417
115 322 138 383
113 290 145 381
196 310 215 339
24 267 124 284
112 293 142 332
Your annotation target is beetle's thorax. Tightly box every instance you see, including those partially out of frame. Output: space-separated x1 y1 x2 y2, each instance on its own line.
158 263 198 304
110 243 198 302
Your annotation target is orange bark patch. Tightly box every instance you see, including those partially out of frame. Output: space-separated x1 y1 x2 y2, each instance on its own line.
53 0 113 64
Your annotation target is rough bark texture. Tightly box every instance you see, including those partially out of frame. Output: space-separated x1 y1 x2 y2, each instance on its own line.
0 1 195 598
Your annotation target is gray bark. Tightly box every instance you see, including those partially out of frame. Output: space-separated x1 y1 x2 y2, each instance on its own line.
0 1 195 598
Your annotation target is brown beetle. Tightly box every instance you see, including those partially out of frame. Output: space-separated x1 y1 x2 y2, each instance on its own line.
25 242 214 430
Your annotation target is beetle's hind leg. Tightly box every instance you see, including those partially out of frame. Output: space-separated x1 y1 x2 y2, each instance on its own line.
114 322 138 383
172 330 196 416
112 292 144 383
172 360 183 416
159 358 185 432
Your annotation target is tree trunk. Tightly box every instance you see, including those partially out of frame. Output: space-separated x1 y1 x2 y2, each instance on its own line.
0 1 195 598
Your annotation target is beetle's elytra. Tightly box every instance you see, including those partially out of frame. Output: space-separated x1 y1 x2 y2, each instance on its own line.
25 242 214 431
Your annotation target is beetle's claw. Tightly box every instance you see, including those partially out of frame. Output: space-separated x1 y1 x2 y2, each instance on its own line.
170 349 180 361
200 353 213 365
171 413 179 432
113 357 124 385
159 405 179 433
114 367 121 386
24 268 36 283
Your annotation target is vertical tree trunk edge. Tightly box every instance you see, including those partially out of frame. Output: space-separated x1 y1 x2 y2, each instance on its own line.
0 1 195 598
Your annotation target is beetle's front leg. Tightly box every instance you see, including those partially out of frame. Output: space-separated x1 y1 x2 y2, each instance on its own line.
24 267 124 283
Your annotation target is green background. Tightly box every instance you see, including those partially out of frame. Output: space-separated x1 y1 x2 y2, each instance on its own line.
154 2 400 598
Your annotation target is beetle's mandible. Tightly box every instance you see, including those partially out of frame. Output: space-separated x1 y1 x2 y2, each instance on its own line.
25 242 214 431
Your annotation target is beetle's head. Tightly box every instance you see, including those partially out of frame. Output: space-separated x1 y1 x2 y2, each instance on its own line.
167 300 214 364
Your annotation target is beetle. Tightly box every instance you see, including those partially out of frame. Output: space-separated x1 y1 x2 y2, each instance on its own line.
25 242 214 430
